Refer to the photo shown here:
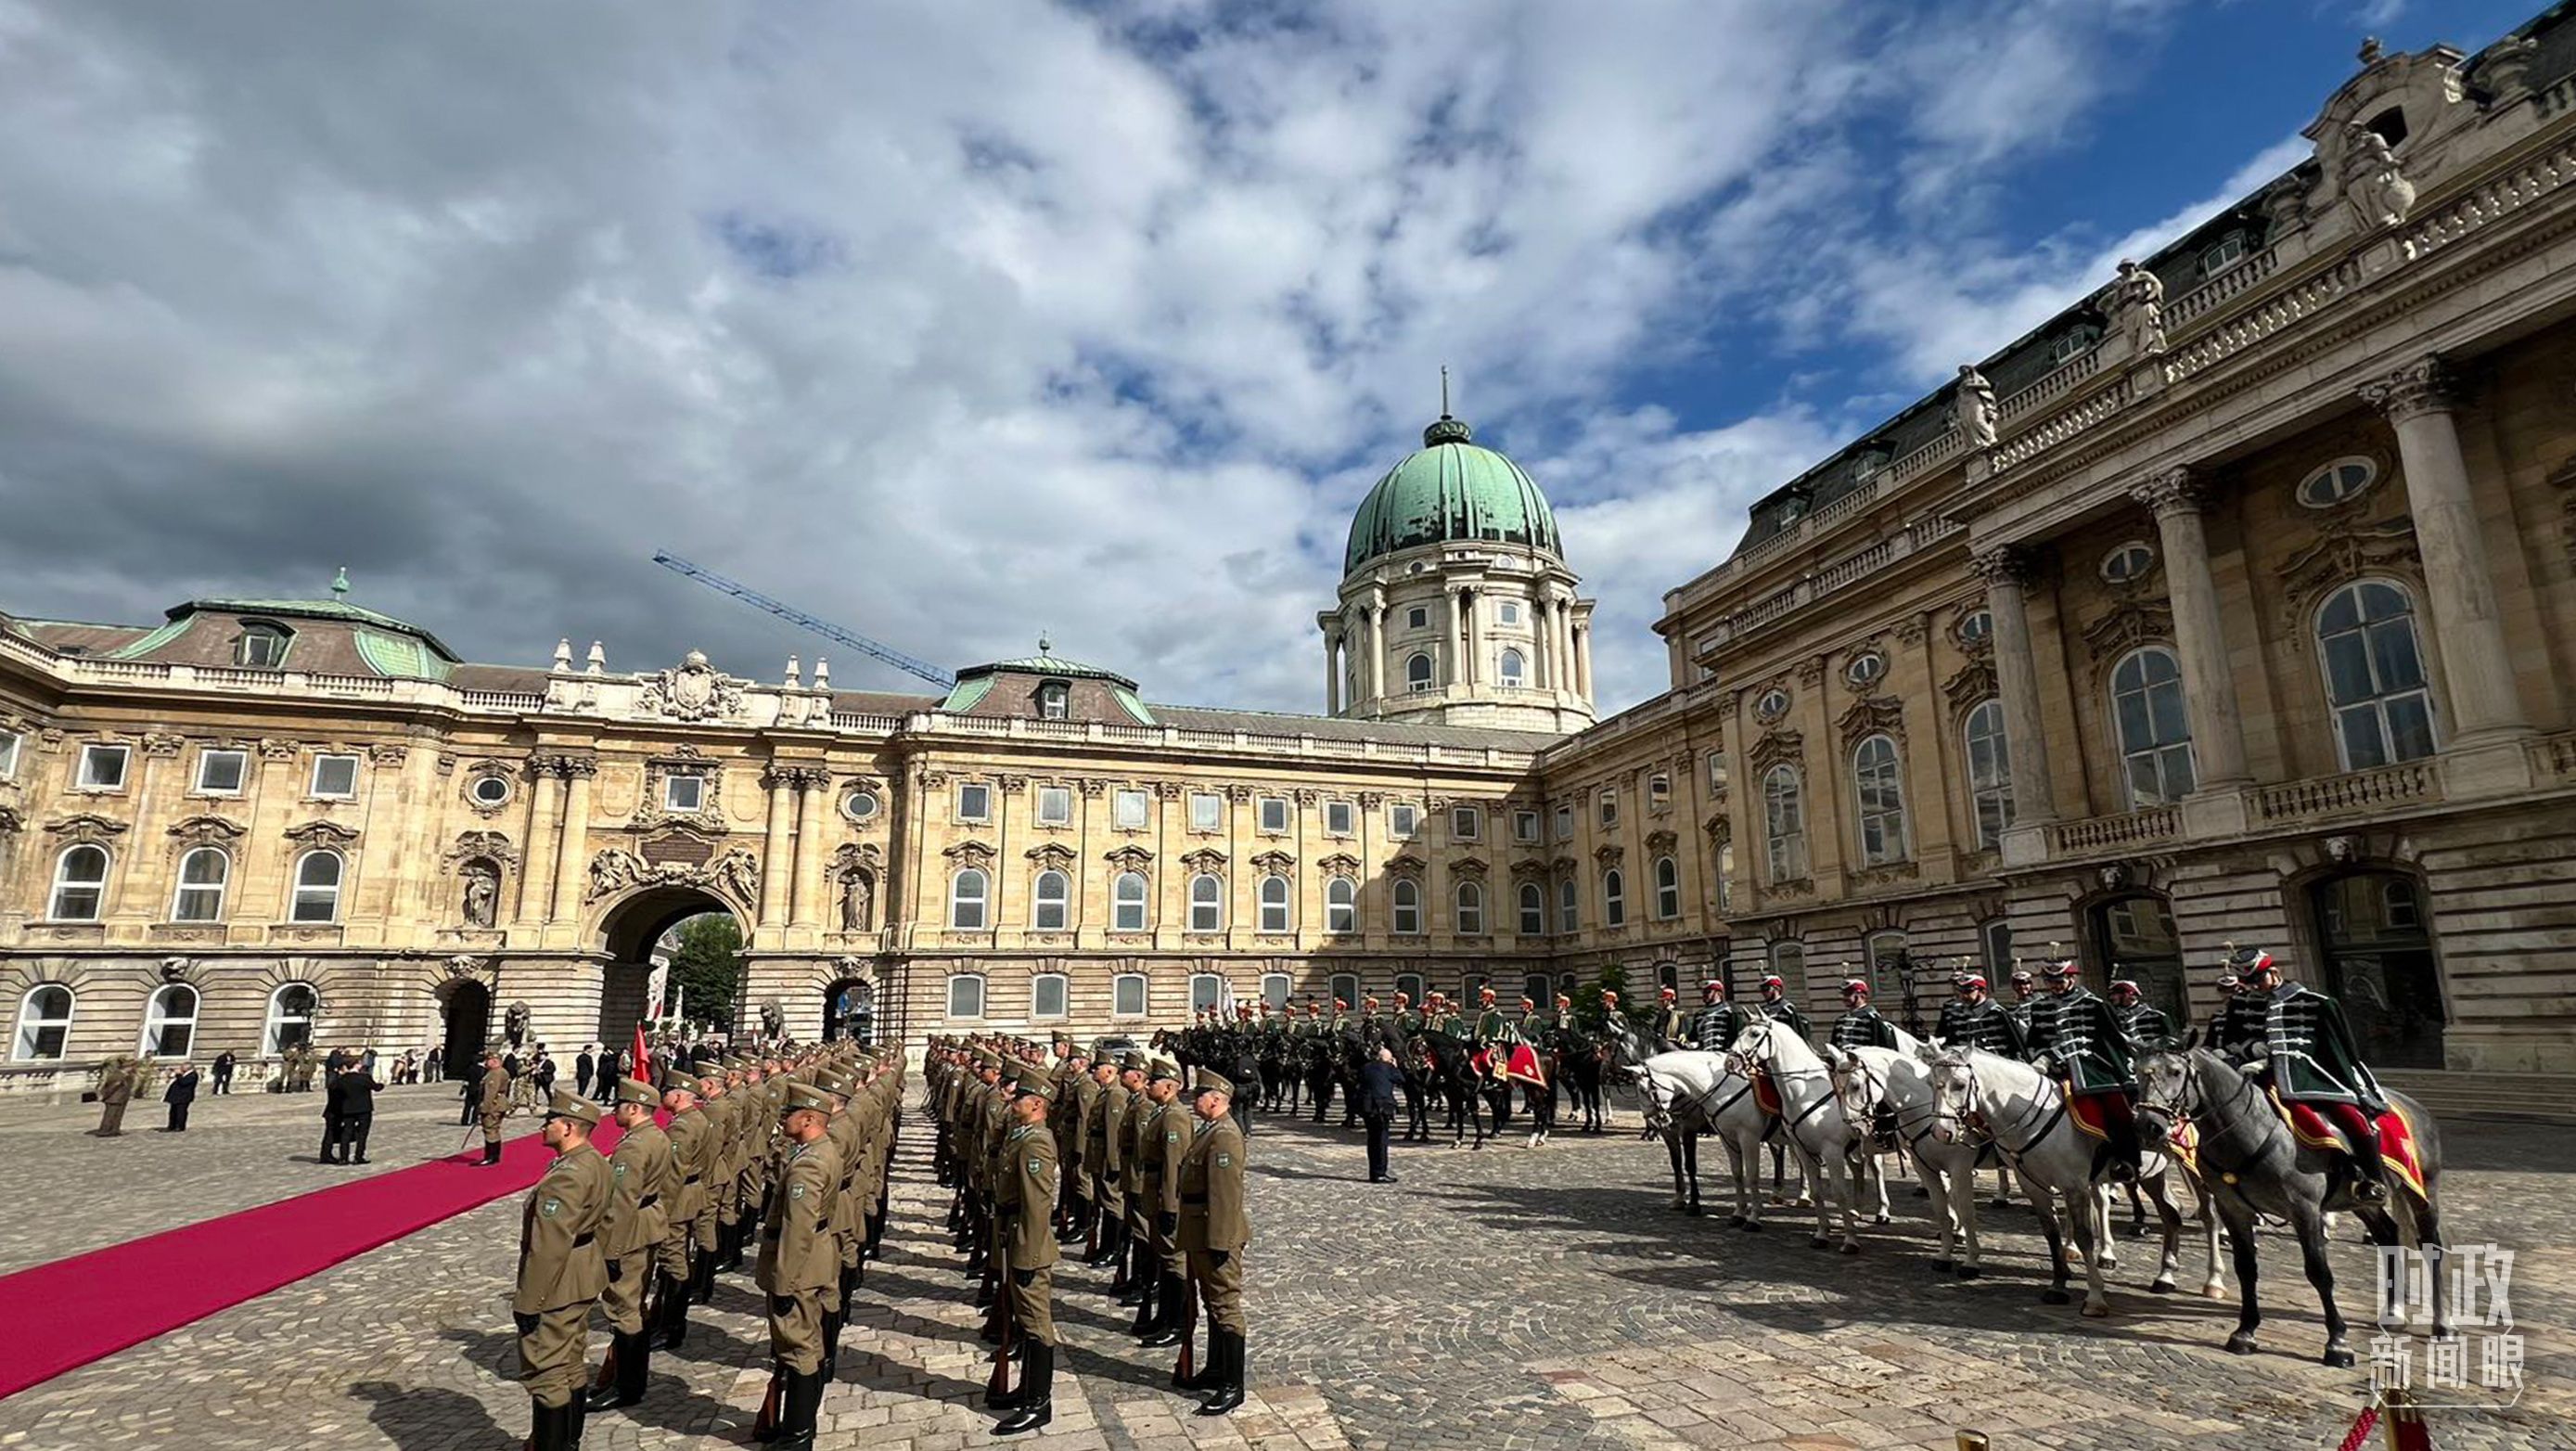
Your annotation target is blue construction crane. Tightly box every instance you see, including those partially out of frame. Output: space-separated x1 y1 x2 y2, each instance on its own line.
651 551 957 689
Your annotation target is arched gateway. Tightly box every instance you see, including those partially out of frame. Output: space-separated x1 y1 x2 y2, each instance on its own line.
595 884 747 1045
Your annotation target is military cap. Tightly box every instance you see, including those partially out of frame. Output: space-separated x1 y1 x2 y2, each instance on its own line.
817 1069 856 1098
779 1082 832 1117
1120 1050 1149 1072
1015 1067 1058 1102
660 1070 698 1096
1147 1055 1183 1084
972 1047 1001 1070
613 1076 659 1109
998 1059 1024 1084
1191 1067 1235 1098
545 1090 605 1127
1050 1031 1072 1047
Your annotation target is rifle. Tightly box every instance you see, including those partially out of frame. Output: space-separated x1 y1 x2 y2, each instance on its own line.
1173 1262 1198 1384
986 1253 1017 1400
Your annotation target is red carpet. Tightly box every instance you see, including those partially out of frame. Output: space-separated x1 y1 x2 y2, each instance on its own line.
0 1119 626 1401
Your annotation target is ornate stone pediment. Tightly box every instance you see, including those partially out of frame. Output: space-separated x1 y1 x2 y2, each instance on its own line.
1316 853 1363 881
443 829 519 870
1448 855 1489 880
1747 728 1804 778
831 841 883 875
1704 815 1733 848
635 751 728 832
1838 695 1906 750
2081 599 2174 662
445 954 492 982
44 813 129 846
1593 842 1625 867
1026 841 1077 871
583 843 760 905
1509 857 1552 881
1645 828 1679 855
637 650 746 723
2276 516 2420 627
1942 659 2000 713
166 815 248 847
1105 844 1155 874
1549 854 1578 878
1179 847 1228 875
942 840 997 870
285 819 361 849
1385 853 1426 880
1250 849 1297 877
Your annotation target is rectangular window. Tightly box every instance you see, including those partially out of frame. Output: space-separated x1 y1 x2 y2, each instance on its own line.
1189 792 1223 832
1038 684 1069 720
1451 806 1480 841
1513 809 1540 843
195 749 248 796
1326 801 1354 835
1554 803 1574 841
310 754 360 800
1708 753 1728 794
947 975 985 1019
1114 974 1148 1017
78 744 130 790
0 731 19 779
1258 796 1289 833
1500 602 1520 625
1647 773 1671 809
957 782 992 822
663 775 704 812
1391 803 1419 838
1597 789 1618 829
1407 606 1429 629
1113 789 1149 829
1032 975 1069 1019
1036 786 1072 825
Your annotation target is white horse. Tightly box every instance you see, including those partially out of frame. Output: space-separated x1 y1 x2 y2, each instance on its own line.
1827 1041 1992 1277
1920 1045 2221 1316
1725 1020 1867 1252
1629 1048 1800 1228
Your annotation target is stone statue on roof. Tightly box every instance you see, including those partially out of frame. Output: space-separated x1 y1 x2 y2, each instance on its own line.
2341 122 2416 228
2105 259 2166 357
1953 366 1998 449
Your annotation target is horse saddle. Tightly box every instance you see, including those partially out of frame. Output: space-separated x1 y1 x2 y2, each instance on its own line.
1750 1068 1782 1119
2266 1086 2426 1200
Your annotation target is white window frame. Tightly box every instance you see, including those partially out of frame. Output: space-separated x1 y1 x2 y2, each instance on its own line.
1258 874 1291 933
171 846 231 923
309 752 360 800
1329 972 1362 1009
1188 973 1227 1015
1602 868 1626 928
194 748 248 796
1653 855 1681 919
2199 234 2247 277
14 984 74 1062
2100 540 2156 584
1499 648 1525 687
470 774 513 807
1113 789 1149 829
2316 580 2439 771
1260 973 1292 1010
1852 734 1909 867
77 744 130 791
1188 792 1223 833
1391 803 1419 838
663 774 705 813
1957 610 1993 646
1325 800 1355 836
1964 699 2014 852
1518 881 1545 936
1032 868 1070 931
1111 871 1148 931
0 730 19 781
1557 876 1579 933
2111 646 2197 808
1597 789 1618 829
1391 878 1422 934
1763 764 1807 884
946 973 987 1019
1455 880 1485 935
1451 805 1480 841
234 621 291 669
1325 878 1357 933
1038 682 1070 721
48 845 110 921
1647 773 1672 809
1554 803 1574 841
2297 456 2379 510
140 982 199 1059
290 849 345 923
956 782 993 823
949 867 990 930
1030 972 1070 1020
1844 653 1888 689
263 982 318 1056
1395 971 1427 1003
1716 841 1736 915
1258 796 1290 834
1035 785 1073 826
1113 972 1149 1018
1188 873 1224 932
1513 809 1541 842
1405 652 1434 692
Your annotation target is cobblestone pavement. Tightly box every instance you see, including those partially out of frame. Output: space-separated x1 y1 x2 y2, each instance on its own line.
0 1092 2566 1450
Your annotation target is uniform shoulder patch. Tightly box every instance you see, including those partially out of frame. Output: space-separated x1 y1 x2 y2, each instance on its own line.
1166 1130 1180 1142
540 1197 561 1218
1216 1152 1232 1167
612 1162 627 1179
790 1183 806 1199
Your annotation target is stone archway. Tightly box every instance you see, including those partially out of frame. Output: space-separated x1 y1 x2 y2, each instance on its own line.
822 976 876 1045
595 885 746 1044
437 978 492 1083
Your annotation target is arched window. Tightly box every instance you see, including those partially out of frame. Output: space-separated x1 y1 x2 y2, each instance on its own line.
1499 648 1525 687
1602 868 1626 928
290 850 344 923
1963 699 2014 851
1113 972 1149 1017
1260 973 1291 1009
1258 874 1291 932
1557 876 1579 933
140 983 199 1059
1455 880 1485 935
171 847 231 923
2318 581 2436 768
1762 766 1807 883
1329 972 1361 1009
1716 841 1736 915
263 982 317 1055
13 985 73 1061
1405 652 1434 692
1852 735 1908 866
946 973 986 1018
48 845 109 921
1111 871 1147 932
1032 869 1070 931
949 868 990 930
1188 874 1224 932
1391 878 1422 934
2111 647 2195 806
1518 881 1544 935
1189 973 1227 1014
1653 856 1681 919
1395 971 1426 1003
1030 972 1070 1019
1325 877 1357 933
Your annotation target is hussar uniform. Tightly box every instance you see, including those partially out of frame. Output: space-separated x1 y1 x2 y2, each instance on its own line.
515 1092 612 1451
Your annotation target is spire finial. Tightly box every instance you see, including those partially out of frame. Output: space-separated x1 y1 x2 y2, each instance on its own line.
1037 630 1053 656
1440 365 1451 418
331 566 351 599
1422 367 1473 447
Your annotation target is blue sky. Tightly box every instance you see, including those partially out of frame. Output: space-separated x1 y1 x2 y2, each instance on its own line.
0 0 2543 717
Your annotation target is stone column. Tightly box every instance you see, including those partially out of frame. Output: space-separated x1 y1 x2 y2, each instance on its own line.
549 755 597 923
2362 356 2534 748
516 764 561 923
2131 468 2249 789
789 767 828 929
1459 588 1479 687
1324 624 1341 714
1970 547 2059 828
1365 598 1387 704
1554 592 1577 695
1573 614 1594 701
1444 586 1465 687
759 764 796 928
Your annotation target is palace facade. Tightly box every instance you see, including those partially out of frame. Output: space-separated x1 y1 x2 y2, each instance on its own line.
6 20 2575 1085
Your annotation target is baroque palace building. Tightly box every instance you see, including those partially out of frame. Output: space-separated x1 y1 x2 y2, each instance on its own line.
6 19 2576 1086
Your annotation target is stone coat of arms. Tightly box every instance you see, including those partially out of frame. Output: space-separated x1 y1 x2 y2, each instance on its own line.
640 650 745 723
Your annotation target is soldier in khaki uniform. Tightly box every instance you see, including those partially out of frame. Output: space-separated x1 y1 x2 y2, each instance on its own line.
587 1078 674 1413
476 1051 512 1166
1052 1040 1090 1243
654 1072 710 1349
515 1091 612 1451
1083 1053 1127 1281
816 1068 862 1376
687 1069 727 1302
1137 1057 1191 1351
755 1081 839 1449
1179 1070 1252 1416
993 1067 1060 1436
1115 1052 1156 1333
92 1055 137 1136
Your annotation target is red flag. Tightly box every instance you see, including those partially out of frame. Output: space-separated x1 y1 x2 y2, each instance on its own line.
632 1021 653 1090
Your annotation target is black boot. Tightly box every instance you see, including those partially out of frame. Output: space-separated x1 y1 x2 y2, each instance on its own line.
1173 1314 1217 1392
1139 1272 1186 1347
1127 1261 1157 1335
1105 1226 1132 1291
768 1365 824 1450
652 1273 689 1349
993 1342 1053 1435
481 1141 503 1166
568 1393 589 1448
1198 1328 1245 1416
529 1397 575 1451
691 1249 718 1305
584 1329 647 1411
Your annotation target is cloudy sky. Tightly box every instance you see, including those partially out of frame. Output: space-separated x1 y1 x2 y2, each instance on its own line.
0 0 2532 717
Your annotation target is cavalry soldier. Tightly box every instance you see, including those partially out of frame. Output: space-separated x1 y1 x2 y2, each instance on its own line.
754 1081 839 1450
1137 1056 1191 1351
1827 979 1900 1049
1753 975 1813 1043
1084 1051 1129 1278
2215 945 2392 1203
1117 1051 1157 1332
1934 974 2027 1056
1422 992 1459 1038
992 1067 1062 1436
1177 1069 1251 1417
2198 971 2243 1049
1519 994 1552 1040
654 1072 710 1348
1469 986 1515 1055
476 1050 512 1166
588 1077 674 1414
2003 969 2042 1040
1364 996 1405 1060
1652 985 1691 1049
2108 979 2176 1047
2026 958 2143 1180
514 1091 612 1451
1691 980 1749 1052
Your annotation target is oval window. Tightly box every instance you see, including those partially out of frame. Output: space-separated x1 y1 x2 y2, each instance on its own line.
1753 688 1791 723
842 789 880 823
1844 652 1887 688
2297 456 2377 509
2100 541 2156 584
470 775 512 806
1957 610 1993 645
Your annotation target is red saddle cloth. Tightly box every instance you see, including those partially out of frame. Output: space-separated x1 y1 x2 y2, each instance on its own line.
2063 1085 2117 1140
1750 1067 1782 1118
2269 1088 2428 1201
1471 1044 1549 1088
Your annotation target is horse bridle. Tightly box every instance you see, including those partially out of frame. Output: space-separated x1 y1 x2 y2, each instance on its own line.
1951 1055 2064 1160
1725 1032 1839 1136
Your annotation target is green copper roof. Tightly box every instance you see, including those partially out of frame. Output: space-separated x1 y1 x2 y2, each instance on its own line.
354 628 455 681
105 616 195 660
172 594 464 664
1344 414 1561 573
938 675 994 713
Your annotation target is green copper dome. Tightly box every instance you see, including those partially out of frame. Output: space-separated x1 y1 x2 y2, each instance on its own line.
1343 413 1561 574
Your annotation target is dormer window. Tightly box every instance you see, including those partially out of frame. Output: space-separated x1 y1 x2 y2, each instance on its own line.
1037 681 1070 721
2048 327 2101 366
234 622 291 670
2198 234 2247 279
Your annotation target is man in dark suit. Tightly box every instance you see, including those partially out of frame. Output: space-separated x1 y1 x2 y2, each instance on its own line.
211 1050 235 1095
1358 1047 1402 1184
575 1045 596 1099
326 1057 383 1164
163 1060 200 1132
